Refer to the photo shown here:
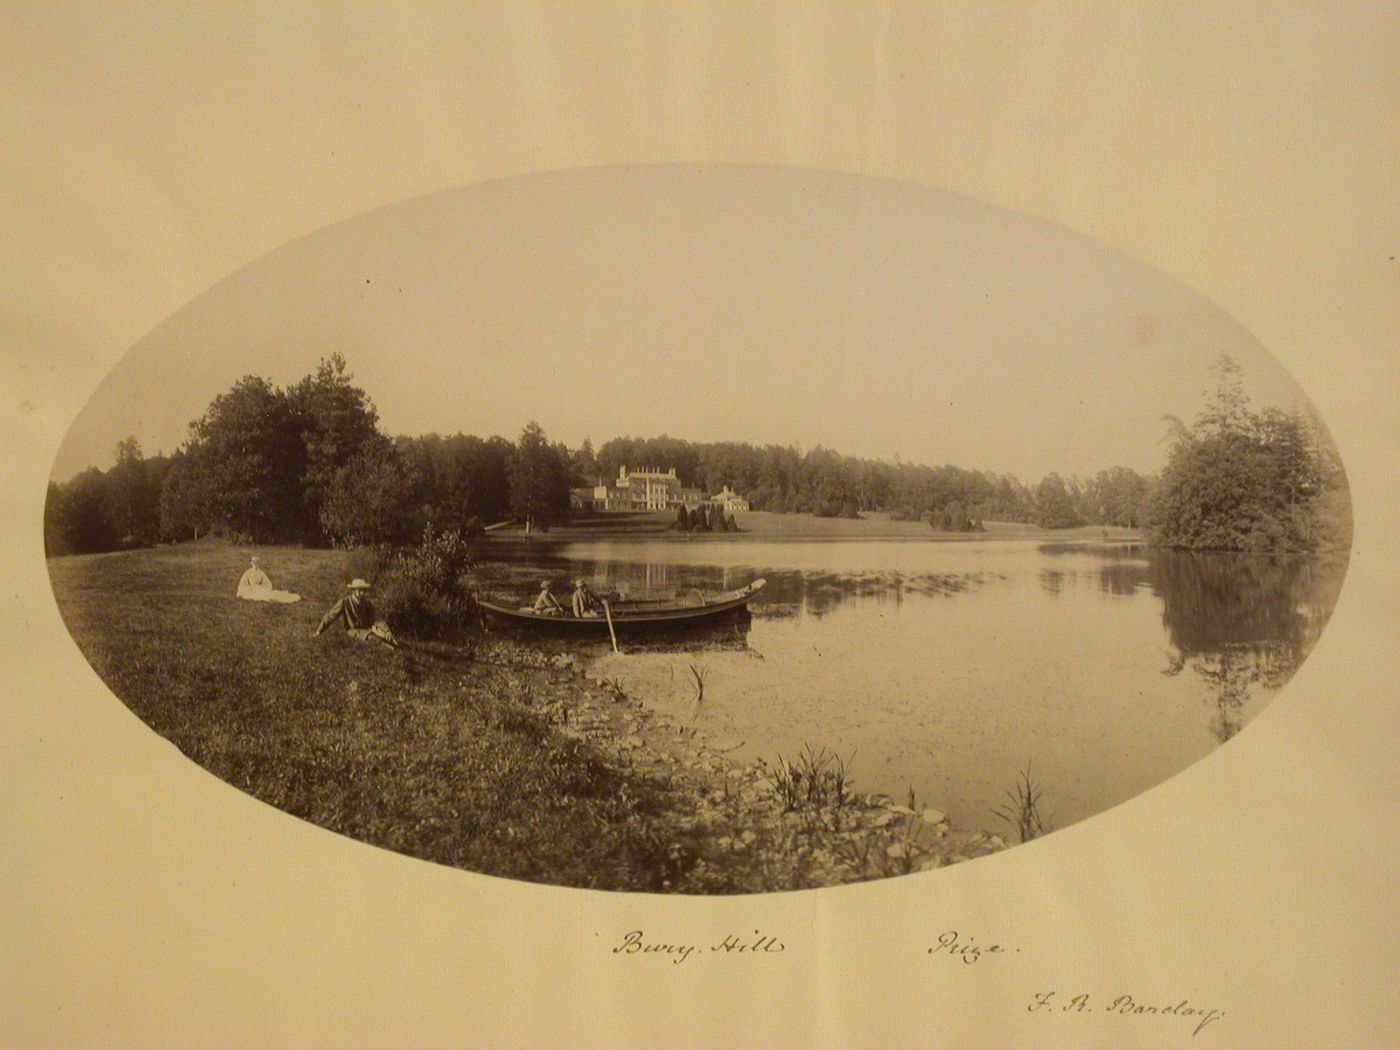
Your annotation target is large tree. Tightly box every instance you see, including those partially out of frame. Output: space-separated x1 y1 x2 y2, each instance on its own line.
104 437 157 545
398 432 513 528
162 375 306 542
319 442 418 547
508 422 570 531
1034 473 1082 529
569 437 600 483
1083 466 1154 528
44 469 116 555
287 353 383 538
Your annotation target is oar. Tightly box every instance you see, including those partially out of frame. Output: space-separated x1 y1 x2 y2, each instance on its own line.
603 600 621 655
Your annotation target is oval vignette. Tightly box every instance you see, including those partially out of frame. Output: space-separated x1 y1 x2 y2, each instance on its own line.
45 165 1352 894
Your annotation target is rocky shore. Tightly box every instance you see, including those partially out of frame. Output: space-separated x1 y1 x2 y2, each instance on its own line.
493 640 1010 890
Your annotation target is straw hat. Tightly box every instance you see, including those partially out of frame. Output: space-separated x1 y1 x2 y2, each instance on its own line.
348 579 373 590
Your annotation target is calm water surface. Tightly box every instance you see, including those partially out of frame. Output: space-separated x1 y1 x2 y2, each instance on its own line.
478 538 1346 832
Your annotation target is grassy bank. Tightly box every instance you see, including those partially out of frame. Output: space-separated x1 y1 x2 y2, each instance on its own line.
48 541 1009 891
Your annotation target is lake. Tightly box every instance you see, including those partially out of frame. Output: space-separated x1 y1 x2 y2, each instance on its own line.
476 537 1347 834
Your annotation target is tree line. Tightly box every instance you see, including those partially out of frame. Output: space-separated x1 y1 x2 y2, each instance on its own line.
44 353 1348 556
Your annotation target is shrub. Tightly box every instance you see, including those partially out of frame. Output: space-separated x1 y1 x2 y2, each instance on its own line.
926 509 950 530
376 525 479 640
464 515 486 538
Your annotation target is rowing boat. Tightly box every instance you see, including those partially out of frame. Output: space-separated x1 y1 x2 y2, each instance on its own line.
478 579 766 633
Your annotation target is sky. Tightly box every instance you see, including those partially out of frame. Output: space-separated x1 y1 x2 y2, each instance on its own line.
52 164 1311 484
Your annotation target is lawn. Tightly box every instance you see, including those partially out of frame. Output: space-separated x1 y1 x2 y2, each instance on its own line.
46 540 716 891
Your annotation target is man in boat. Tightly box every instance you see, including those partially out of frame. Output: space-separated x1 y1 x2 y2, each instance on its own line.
571 578 604 618
531 580 566 616
313 578 398 647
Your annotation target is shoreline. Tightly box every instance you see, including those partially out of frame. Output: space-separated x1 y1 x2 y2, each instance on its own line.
507 640 1013 887
484 512 1149 545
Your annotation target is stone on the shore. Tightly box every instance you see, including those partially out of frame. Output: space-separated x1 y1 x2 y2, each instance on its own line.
920 808 947 826
885 843 910 859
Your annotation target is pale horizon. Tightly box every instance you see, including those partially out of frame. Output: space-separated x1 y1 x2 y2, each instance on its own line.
52 165 1315 485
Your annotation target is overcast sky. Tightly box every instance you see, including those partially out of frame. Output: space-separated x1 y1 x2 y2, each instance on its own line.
53 164 1311 483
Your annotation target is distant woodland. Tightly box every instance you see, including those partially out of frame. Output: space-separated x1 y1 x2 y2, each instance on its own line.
45 353 1349 556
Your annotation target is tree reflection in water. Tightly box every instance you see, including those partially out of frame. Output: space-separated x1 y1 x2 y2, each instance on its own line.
1149 550 1347 742
1036 542 1347 742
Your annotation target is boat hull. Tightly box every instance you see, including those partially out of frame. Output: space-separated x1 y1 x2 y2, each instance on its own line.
478 580 765 635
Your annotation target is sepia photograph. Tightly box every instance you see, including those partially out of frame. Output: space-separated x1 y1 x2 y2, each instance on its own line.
8 5 1397 1046
45 164 1352 893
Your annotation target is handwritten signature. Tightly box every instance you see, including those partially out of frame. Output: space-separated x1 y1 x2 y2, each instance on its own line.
1029 991 1225 1037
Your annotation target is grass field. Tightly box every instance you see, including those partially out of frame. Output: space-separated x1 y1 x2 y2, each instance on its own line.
47 540 733 891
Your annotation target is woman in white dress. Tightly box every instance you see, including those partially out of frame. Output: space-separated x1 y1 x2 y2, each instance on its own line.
236 556 302 603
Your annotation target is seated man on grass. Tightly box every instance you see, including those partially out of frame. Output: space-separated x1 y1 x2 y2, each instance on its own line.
313 578 398 647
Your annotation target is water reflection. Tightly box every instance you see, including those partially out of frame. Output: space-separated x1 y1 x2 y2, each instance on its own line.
617 619 755 656
1149 551 1347 742
1031 542 1348 738
481 542 1346 710
476 537 1348 818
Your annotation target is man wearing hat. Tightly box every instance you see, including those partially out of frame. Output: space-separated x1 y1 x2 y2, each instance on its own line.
314 578 398 647
570 578 603 618
531 580 566 616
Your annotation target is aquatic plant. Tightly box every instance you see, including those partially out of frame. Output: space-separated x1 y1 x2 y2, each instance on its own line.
685 663 708 735
991 761 1052 843
759 744 854 812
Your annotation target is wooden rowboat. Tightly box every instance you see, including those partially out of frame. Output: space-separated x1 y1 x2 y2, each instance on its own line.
478 579 766 634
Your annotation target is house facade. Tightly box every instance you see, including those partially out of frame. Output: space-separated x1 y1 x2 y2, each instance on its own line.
570 467 749 513
711 486 751 512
